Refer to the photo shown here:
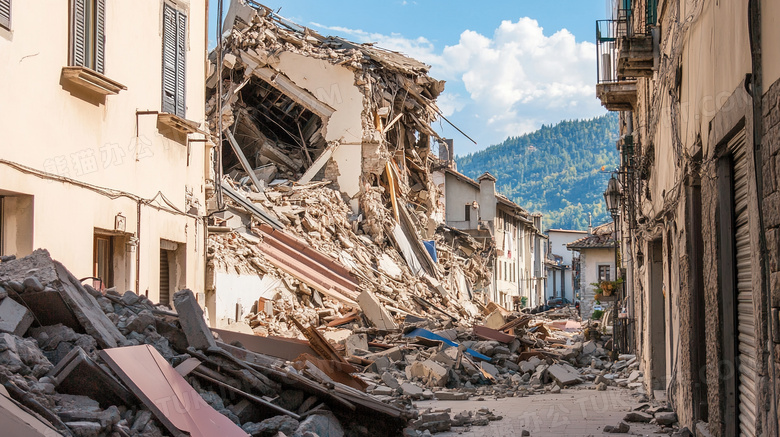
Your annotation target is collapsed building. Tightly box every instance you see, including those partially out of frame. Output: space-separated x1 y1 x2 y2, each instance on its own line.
203 1 496 331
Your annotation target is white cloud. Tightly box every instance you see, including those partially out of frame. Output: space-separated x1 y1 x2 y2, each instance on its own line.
308 18 604 147
440 18 601 139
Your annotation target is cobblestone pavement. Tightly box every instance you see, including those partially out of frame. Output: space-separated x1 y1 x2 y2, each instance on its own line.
415 385 671 436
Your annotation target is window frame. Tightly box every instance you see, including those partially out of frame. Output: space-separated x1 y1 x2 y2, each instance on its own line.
69 0 105 73
0 0 11 30
598 265 611 282
161 2 187 118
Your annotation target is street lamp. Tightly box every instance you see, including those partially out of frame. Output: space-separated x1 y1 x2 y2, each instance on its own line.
603 174 622 356
603 175 621 218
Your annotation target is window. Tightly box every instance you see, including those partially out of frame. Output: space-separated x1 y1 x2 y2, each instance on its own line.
70 0 105 73
0 0 10 30
598 265 611 282
464 204 470 222
162 3 187 117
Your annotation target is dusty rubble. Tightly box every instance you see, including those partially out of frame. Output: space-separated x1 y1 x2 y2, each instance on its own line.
0 249 688 437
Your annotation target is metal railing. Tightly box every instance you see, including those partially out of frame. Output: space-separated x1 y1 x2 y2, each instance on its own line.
596 18 628 84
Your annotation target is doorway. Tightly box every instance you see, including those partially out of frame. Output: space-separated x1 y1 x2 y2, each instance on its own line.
649 239 667 391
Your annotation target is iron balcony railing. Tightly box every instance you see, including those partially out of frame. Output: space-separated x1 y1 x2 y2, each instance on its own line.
596 18 628 84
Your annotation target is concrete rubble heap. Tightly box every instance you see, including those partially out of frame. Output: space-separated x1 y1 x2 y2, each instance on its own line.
0 250 688 436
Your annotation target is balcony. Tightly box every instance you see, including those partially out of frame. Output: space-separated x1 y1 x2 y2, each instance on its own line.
616 1 656 78
596 19 637 111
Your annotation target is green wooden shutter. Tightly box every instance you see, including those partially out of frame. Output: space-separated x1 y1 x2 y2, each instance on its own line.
161 4 177 115
175 10 186 118
95 0 105 73
0 0 11 30
72 0 86 67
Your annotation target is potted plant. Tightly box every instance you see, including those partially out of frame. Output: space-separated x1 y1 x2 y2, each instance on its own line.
590 278 624 297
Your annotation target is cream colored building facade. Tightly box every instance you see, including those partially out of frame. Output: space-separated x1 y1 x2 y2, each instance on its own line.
596 0 780 435
0 0 211 305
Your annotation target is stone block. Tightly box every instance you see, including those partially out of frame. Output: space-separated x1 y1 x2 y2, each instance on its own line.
345 334 368 356
400 383 424 397
655 411 678 425
623 411 653 422
434 391 468 400
483 310 505 329
357 290 397 331
582 340 597 355
409 359 449 387
381 371 399 389
0 297 34 336
294 412 344 437
547 363 580 386
173 289 216 350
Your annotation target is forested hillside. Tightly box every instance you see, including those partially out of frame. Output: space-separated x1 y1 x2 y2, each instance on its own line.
456 113 619 230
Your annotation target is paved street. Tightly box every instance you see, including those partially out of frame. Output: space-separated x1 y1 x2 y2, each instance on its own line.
416 385 669 436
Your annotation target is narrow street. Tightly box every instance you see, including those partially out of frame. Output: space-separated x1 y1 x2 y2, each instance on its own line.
417 385 666 436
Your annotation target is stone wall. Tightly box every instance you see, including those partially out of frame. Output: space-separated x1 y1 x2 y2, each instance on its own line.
763 77 780 436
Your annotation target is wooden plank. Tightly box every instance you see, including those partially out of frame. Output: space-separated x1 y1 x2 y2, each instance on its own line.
473 325 515 344
298 142 338 184
252 67 335 118
225 129 263 192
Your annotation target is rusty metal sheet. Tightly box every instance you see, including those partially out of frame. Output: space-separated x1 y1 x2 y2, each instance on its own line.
473 325 515 344
212 328 318 361
255 224 359 304
100 345 248 437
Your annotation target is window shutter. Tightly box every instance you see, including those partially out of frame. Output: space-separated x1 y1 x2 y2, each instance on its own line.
95 0 105 73
0 0 10 30
175 10 186 118
72 0 86 67
161 4 177 115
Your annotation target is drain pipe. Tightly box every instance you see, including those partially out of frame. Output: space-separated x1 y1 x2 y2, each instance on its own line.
747 1 779 435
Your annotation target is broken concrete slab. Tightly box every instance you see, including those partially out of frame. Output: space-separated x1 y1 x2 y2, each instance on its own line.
0 250 125 349
400 382 424 398
479 362 499 379
623 411 653 423
434 391 469 400
655 411 677 425
547 363 580 386
483 310 505 330
409 360 449 387
294 411 344 437
47 346 135 409
345 334 368 356
357 290 398 331
0 297 34 336
173 289 217 351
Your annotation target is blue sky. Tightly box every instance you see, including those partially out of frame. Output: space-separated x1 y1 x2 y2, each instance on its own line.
208 1 609 155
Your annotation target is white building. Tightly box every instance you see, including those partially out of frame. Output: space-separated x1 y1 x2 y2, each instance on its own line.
567 222 616 320
433 161 545 309
545 229 587 302
0 0 211 304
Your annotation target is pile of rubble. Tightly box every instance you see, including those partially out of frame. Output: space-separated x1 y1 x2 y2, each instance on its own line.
0 249 661 437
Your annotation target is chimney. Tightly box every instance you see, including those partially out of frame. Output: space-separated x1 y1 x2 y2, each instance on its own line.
588 213 593 235
477 172 497 222
439 139 454 168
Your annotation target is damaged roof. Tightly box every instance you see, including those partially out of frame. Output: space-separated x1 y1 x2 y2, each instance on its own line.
567 222 616 249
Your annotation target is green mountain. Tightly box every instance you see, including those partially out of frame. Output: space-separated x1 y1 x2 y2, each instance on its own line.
455 113 619 230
